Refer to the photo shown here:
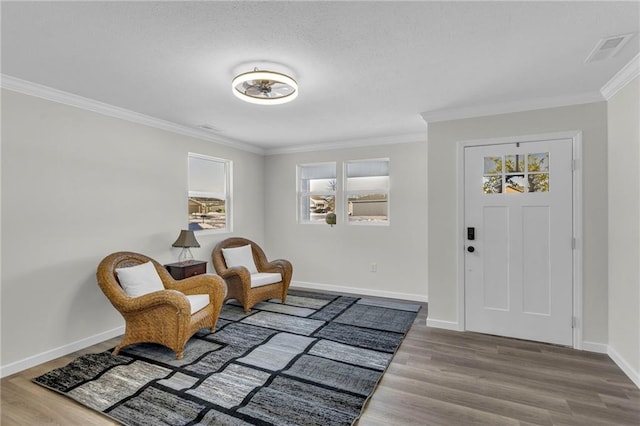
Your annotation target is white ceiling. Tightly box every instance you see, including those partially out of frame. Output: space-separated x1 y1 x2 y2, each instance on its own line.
2 1 639 153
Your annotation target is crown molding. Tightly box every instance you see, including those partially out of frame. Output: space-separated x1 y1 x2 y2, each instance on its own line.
420 91 604 124
0 74 265 155
601 53 640 100
265 131 427 156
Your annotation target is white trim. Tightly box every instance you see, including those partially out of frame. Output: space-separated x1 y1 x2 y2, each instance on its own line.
290 281 427 303
457 141 466 329
572 133 584 350
420 92 603 124
608 345 640 389
601 53 640 100
582 341 609 354
426 318 463 331
456 131 583 349
0 74 264 155
0 326 124 378
265 132 427 156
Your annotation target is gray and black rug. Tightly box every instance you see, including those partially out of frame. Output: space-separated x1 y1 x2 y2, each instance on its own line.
34 290 421 426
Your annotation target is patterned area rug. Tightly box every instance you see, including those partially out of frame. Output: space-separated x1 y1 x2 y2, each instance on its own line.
34 290 420 426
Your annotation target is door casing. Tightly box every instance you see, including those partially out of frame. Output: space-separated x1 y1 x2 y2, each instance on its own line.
456 131 583 349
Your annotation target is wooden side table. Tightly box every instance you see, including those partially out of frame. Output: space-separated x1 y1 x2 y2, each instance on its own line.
164 260 207 280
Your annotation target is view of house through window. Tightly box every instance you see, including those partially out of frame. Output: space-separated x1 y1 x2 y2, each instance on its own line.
345 159 389 224
188 153 231 231
298 162 336 223
297 159 390 225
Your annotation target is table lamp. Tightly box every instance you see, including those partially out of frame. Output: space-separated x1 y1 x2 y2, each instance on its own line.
172 230 200 263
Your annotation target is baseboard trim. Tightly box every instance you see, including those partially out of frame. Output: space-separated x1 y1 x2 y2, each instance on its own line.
582 341 609 354
0 326 124 378
290 281 427 303
608 345 640 389
426 318 462 331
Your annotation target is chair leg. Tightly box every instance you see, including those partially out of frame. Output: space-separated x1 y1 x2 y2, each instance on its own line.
112 345 122 356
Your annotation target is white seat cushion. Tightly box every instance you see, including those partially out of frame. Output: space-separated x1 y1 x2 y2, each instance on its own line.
250 272 282 288
115 261 164 297
185 294 210 314
222 245 258 274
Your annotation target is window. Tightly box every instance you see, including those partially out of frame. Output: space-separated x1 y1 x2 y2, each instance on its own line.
298 162 336 223
482 152 549 194
188 153 232 232
345 159 389 224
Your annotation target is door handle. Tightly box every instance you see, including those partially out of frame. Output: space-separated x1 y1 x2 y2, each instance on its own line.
467 246 475 253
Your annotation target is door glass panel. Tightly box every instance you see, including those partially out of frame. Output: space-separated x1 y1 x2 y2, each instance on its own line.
528 152 549 172
528 173 549 192
484 156 502 174
505 155 524 173
505 175 525 193
484 151 551 195
483 175 502 194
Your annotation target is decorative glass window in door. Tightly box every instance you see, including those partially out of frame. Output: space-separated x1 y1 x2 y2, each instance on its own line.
483 152 549 194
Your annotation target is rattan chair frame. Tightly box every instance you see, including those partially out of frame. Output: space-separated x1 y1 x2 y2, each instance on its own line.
212 237 292 313
97 251 226 359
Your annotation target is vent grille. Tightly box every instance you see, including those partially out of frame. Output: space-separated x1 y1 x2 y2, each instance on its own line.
585 33 635 63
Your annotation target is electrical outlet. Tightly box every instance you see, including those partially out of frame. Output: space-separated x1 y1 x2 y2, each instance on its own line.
371 263 377 272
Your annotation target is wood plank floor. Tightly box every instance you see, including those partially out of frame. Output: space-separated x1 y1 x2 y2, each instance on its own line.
2 299 638 425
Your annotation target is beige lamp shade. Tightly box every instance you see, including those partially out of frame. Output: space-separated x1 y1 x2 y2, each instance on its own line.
172 230 200 248
172 230 200 263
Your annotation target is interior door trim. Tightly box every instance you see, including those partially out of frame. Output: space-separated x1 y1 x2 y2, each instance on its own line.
456 131 583 349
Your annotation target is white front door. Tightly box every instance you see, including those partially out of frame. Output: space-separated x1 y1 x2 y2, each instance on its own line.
464 138 573 346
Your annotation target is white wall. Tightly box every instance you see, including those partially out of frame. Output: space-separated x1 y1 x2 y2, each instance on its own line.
264 141 428 301
607 75 640 385
0 89 265 371
426 102 609 345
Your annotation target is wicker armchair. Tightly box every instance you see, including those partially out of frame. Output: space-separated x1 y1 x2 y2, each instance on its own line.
212 237 292 313
97 251 226 359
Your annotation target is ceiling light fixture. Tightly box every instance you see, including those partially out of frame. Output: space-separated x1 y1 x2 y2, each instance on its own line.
232 68 298 105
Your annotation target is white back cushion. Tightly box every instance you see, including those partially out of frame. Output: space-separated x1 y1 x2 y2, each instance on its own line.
115 261 164 297
222 245 258 274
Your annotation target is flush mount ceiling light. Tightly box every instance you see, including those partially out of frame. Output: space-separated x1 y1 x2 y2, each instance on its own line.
232 68 298 105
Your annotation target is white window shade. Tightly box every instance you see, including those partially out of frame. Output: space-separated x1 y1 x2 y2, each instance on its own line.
189 155 226 194
300 163 336 180
346 160 389 178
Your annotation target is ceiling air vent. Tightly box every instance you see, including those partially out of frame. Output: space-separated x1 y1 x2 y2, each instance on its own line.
198 124 220 132
585 33 635 63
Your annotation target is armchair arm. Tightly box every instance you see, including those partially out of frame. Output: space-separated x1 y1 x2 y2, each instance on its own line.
217 266 252 283
167 274 226 301
261 259 293 275
117 289 191 314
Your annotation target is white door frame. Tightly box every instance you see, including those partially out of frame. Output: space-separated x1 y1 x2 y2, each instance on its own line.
456 131 583 349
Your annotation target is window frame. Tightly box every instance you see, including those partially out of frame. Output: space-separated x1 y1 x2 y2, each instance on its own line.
187 152 233 234
343 158 390 226
297 162 337 224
